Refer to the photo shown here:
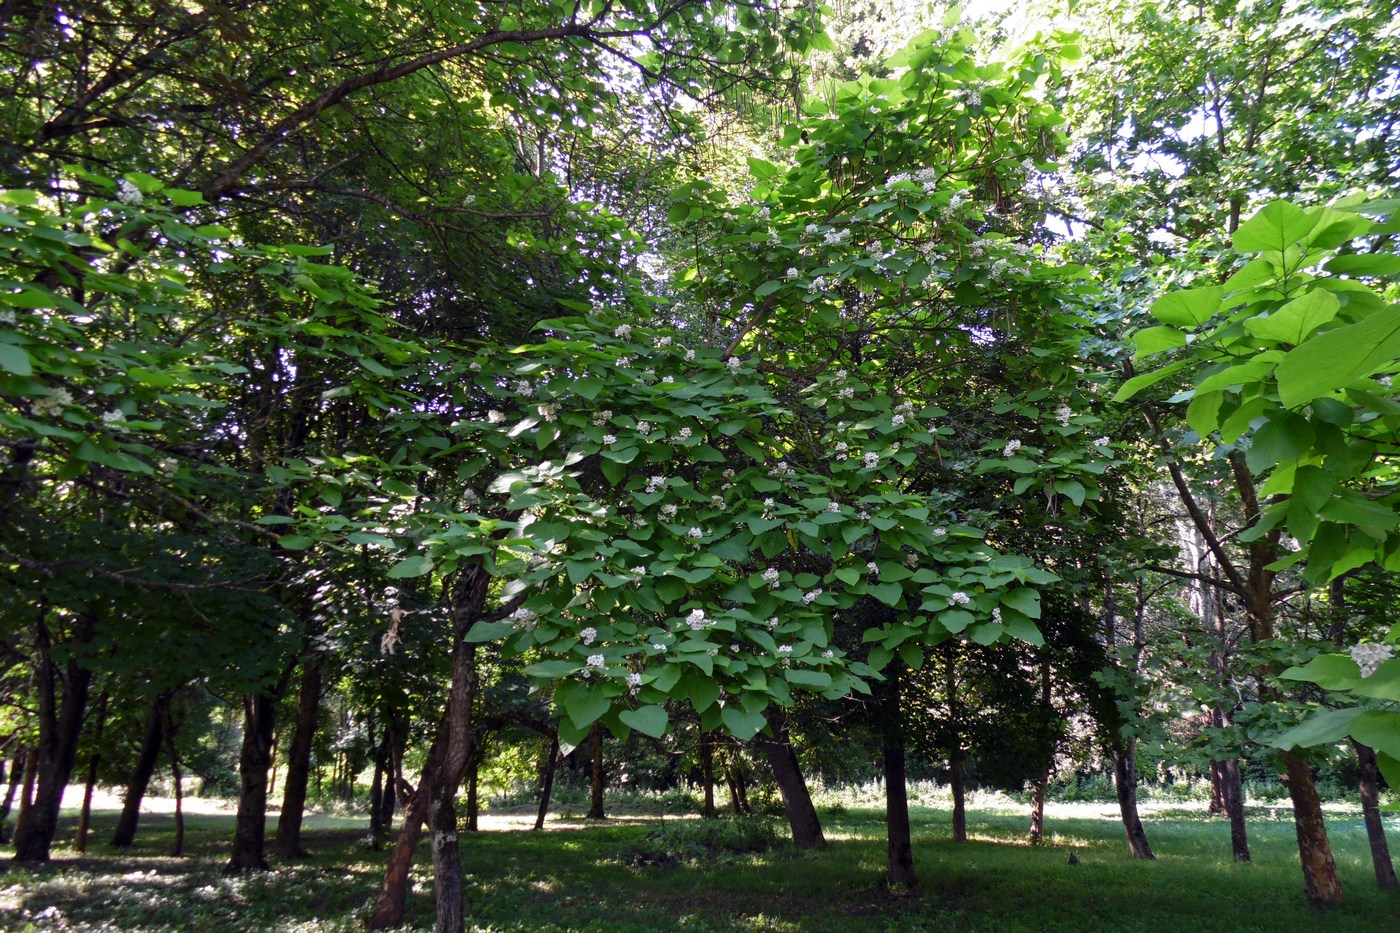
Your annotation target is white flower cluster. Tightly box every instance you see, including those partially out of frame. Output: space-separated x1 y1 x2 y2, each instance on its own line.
636 421 654 436
685 349 695 361
654 335 672 348
822 649 835 659
586 654 606 670
710 495 725 510
1055 405 1073 427
102 408 127 428
686 609 708 631
1003 439 1022 457
768 460 797 478
823 228 851 246
510 607 539 631
991 608 1002 624
802 588 823 604
602 433 617 445
1095 436 1111 448
580 627 597 646
1351 642 1395 678
867 561 879 576
948 591 971 606
892 414 905 426
863 452 879 469
116 178 143 206
809 275 826 292
627 671 643 690
537 403 558 423
0 310 15 325
487 410 505 423
834 442 849 461
645 475 665 493
592 410 613 426
614 324 632 339
677 427 692 440
726 357 742 371
825 501 840 513
763 567 781 588
687 526 703 539
836 386 855 400
786 266 800 278
659 503 678 520
777 644 793 655
32 388 73 417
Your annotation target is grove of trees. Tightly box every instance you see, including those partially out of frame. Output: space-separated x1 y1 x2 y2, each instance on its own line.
2 0 1398 928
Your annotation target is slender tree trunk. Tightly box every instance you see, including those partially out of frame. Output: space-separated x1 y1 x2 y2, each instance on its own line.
1208 760 1226 815
430 791 465 933
760 710 825 849
75 692 108 854
534 732 559 831
0 752 25 843
14 612 95 862
112 691 172 848
1282 752 1345 906
882 666 918 890
700 731 715 818
465 747 480 832
587 724 606 820
950 748 967 843
1113 740 1155 859
164 705 184 857
368 563 487 932
274 657 322 859
1353 740 1398 891
13 745 38 844
1028 767 1049 845
226 691 279 871
1224 756 1251 862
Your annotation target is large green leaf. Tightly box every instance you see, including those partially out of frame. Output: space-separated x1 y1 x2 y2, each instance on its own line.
1269 707 1363 751
1232 200 1317 253
1243 289 1339 345
1149 286 1221 327
618 704 668 738
1275 307 1400 407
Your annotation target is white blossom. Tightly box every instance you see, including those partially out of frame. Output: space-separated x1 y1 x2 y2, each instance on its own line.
592 410 613 425
1055 405 1073 427
645 475 665 493
654 335 672 348
1003 439 1022 457
826 501 840 513
863 452 879 469
659 503 678 520
948 591 971 606
636 421 654 435
711 495 725 510
762 567 781 588
677 427 692 440
726 357 742 371
627 671 643 687
514 379 533 397
777 644 793 655
867 561 879 575
580 627 597 646
837 386 855 400
602 434 617 445
486 410 505 423
586 654 606 670
614 324 632 339
685 349 696 361
510 608 539 631
786 267 800 278
687 526 703 539
821 649 835 659
537 403 558 422
802 588 823 604
102 408 127 427
652 642 666 651
686 608 708 630
116 178 143 205
991 608 1002 624
1095 437 1111 447
892 414 905 426
1351 642 1395 678
32 388 73 417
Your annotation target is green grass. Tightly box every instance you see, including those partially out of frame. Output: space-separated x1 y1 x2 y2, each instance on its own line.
3 800 1399 932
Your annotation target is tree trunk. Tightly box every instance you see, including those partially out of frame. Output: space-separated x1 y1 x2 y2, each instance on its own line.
760 710 825 849
430 791 465 933
226 691 279 871
1028 766 1049 845
164 705 185 857
1113 740 1155 860
0 752 25 844
75 692 108 854
533 732 559 831
587 724 606 820
882 666 918 890
13 745 38 845
14 612 95 862
700 731 715 818
274 656 323 859
1280 752 1344 905
1353 740 1398 891
465 748 480 832
1224 757 1251 862
950 747 967 843
112 690 172 848
368 563 486 932
1208 760 1226 815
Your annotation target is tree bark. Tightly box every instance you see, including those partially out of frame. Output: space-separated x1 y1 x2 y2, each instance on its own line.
882 666 918 890
75 692 108 854
112 690 172 847
13 745 38 845
950 747 967 843
533 732 559 831
1353 740 1398 891
430 791 465 933
1208 760 1226 815
587 724 606 820
1113 740 1155 860
700 731 715 818
164 704 185 857
368 563 487 932
465 747 480 832
1224 757 1251 862
274 656 323 859
1028 767 1049 845
14 612 95 862
760 710 825 849
0 751 25 844
226 691 279 871
1282 752 1345 906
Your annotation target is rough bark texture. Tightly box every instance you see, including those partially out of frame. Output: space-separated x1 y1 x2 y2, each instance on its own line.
1353 740 1398 891
75 693 108 853
760 711 825 850
882 667 918 890
14 612 95 862
587 724 606 820
1208 760 1226 815
700 732 715 818
226 691 278 872
0 752 22 844
1224 757 1251 862
533 733 559 832
1113 740 1155 860
368 563 487 932
274 657 323 859
1281 753 1344 905
430 793 464 933
112 691 172 848
1028 769 1049 845
950 748 967 843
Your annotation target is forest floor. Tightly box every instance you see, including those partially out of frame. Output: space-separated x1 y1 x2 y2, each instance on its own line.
1 792 1398 932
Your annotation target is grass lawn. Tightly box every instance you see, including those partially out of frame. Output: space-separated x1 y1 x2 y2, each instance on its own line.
2 796 1398 932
